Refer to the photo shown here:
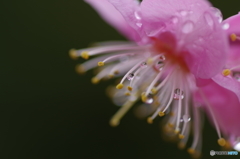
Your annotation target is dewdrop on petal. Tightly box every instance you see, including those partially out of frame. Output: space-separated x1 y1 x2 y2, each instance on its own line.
69 0 240 157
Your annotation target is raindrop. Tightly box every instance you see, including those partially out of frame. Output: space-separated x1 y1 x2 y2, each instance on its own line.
222 23 230 30
134 11 141 20
159 55 166 61
233 72 240 82
180 10 188 16
182 21 194 34
144 93 154 104
210 7 223 23
127 73 134 80
136 22 142 28
140 62 147 68
145 98 153 104
183 114 191 122
173 88 184 100
204 12 214 27
233 138 240 151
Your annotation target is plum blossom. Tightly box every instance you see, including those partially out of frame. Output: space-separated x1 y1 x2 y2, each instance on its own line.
195 13 240 152
69 0 239 157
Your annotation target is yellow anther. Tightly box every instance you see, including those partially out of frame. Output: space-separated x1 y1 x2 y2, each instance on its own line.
230 33 237 41
218 138 226 147
69 49 78 60
147 117 153 124
127 86 133 91
98 61 104 66
168 123 174 128
141 93 147 102
153 101 160 106
91 77 99 84
151 88 157 94
187 148 196 155
147 58 153 65
178 142 186 149
109 119 119 127
81 51 89 59
125 92 131 96
113 70 119 75
159 111 165 117
179 134 185 139
174 129 180 134
75 65 85 74
222 69 231 76
108 74 114 78
116 83 124 89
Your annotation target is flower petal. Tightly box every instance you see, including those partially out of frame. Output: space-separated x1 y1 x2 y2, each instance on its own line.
140 0 229 78
212 74 240 101
195 80 240 137
107 0 145 41
85 0 140 41
223 13 240 69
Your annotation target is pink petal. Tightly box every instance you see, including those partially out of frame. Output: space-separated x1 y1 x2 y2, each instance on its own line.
212 74 240 101
195 80 240 137
223 13 240 69
85 0 140 41
140 0 229 78
107 0 145 42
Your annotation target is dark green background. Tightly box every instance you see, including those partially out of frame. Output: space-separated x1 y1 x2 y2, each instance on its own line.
1 0 239 159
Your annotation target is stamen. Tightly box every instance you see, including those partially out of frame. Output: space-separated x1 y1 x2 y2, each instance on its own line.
222 69 231 76
145 71 163 96
69 49 78 60
110 100 136 127
116 83 124 89
218 138 226 147
189 105 202 156
98 61 104 66
91 77 99 84
84 44 146 56
175 94 183 133
75 64 85 74
230 33 240 41
81 51 89 59
127 86 133 91
98 53 136 66
119 61 145 85
199 89 222 140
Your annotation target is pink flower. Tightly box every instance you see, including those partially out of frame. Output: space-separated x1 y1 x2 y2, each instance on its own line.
195 13 240 151
69 0 234 156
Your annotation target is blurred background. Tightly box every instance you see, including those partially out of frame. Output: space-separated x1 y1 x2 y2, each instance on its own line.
1 0 240 158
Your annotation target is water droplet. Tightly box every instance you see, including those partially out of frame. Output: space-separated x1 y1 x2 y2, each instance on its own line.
204 12 214 27
136 22 142 28
233 137 240 151
233 72 240 82
134 11 141 20
140 62 147 68
173 88 184 100
222 23 230 30
144 94 154 104
159 55 166 61
210 7 223 23
127 73 134 80
171 16 179 24
182 21 194 34
183 114 191 122
180 10 188 16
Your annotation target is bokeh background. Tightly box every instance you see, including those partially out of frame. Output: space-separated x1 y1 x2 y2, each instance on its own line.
1 0 240 158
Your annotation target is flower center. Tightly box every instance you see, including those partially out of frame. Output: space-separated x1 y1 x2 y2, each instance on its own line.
230 33 240 42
